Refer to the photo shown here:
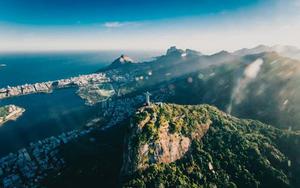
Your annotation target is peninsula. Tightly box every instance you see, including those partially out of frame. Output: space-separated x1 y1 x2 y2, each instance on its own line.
0 105 25 126
0 73 109 100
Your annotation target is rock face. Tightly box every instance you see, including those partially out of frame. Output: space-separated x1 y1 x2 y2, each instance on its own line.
98 54 137 71
108 55 135 69
121 103 300 188
165 46 202 57
152 123 190 164
166 46 185 56
115 55 134 64
121 104 212 176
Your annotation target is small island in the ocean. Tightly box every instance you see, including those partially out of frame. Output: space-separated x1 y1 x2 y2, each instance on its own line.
0 105 25 126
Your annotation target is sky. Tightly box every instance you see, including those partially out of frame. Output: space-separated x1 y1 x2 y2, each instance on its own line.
0 0 300 53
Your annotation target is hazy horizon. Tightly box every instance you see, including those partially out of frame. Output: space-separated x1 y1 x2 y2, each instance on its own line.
0 44 297 56
1 0 300 53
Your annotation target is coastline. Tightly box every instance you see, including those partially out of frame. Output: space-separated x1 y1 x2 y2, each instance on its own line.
0 73 109 100
0 105 25 126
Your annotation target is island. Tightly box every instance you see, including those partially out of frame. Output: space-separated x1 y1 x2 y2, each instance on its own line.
0 105 25 126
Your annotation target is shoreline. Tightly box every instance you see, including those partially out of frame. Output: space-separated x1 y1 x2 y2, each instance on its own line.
0 105 25 126
0 73 109 100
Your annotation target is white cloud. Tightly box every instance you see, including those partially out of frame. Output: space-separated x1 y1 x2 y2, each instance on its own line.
227 59 264 113
103 21 128 28
244 59 264 79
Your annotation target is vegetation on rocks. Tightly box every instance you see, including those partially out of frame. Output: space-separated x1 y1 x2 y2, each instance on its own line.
122 103 300 188
0 106 9 117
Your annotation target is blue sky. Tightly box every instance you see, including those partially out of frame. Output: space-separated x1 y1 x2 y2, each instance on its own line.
0 0 261 25
0 0 299 53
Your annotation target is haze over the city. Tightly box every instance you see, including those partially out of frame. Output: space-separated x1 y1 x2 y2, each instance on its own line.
0 0 299 53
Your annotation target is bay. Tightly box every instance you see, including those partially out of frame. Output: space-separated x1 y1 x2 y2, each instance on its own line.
0 50 160 157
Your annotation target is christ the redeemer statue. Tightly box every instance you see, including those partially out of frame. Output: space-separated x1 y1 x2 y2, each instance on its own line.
144 91 151 106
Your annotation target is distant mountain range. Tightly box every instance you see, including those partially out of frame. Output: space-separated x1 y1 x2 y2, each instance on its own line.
100 45 300 130
234 44 300 60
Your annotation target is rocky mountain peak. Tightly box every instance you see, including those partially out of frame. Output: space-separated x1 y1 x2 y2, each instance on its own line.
166 46 185 56
104 54 135 70
165 46 202 58
116 54 134 64
121 103 213 176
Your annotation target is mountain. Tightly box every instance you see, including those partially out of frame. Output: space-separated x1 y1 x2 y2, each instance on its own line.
121 103 300 187
166 46 185 56
95 46 300 130
43 103 300 187
167 51 300 130
234 45 300 60
272 45 300 60
23 46 300 187
112 55 134 65
234 45 271 56
185 49 203 56
101 54 136 70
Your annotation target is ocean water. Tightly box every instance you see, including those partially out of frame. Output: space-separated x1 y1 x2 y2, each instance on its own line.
0 51 160 88
0 51 160 157
0 89 100 156
0 51 113 88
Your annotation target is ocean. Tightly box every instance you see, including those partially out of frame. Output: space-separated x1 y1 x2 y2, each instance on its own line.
0 51 160 157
